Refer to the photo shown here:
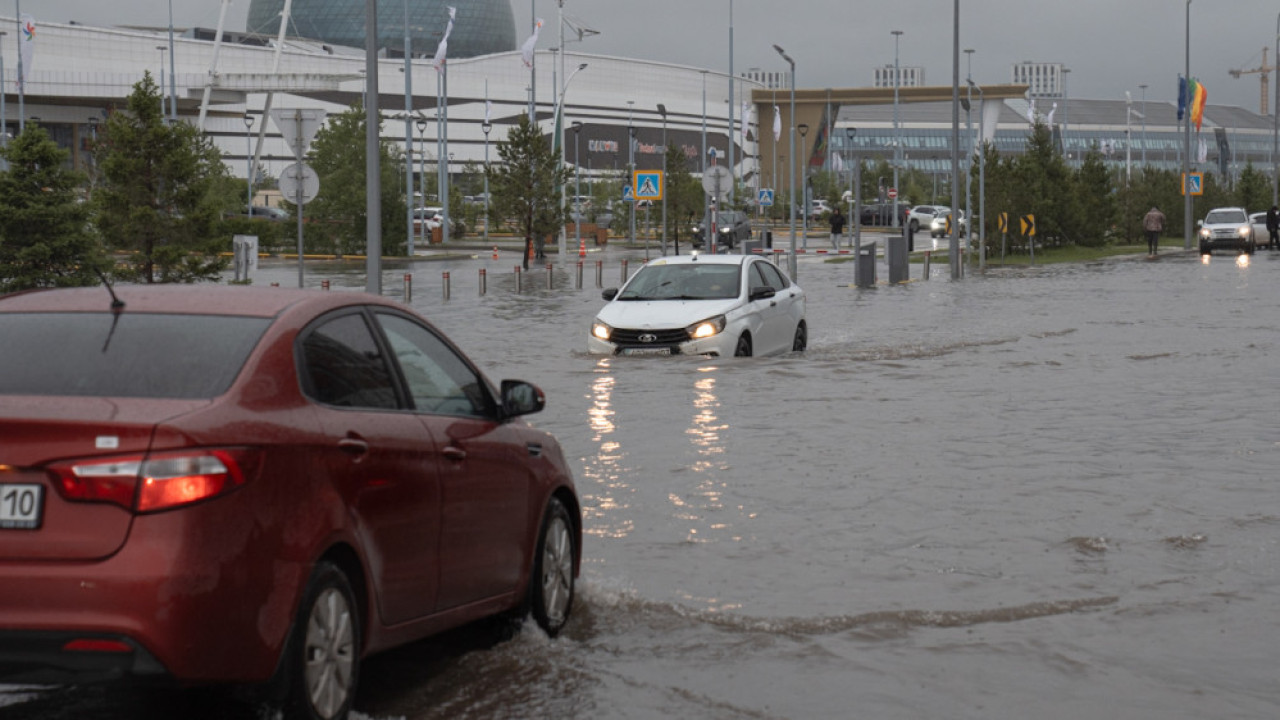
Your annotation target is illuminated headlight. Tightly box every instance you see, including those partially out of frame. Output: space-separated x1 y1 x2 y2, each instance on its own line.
687 315 727 340
1200 228 1211 238
591 321 613 341
1238 226 1251 237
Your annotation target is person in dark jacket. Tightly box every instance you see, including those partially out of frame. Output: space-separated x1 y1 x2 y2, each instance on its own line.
1266 205 1279 250
829 207 846 249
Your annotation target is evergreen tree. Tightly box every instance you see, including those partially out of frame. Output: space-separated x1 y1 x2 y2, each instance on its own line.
0 125 107 292
663 144 702 253
487 115 572 269
93 73 231 283
1235 161 1272 213
1074 147 1117 247
305 103 408 257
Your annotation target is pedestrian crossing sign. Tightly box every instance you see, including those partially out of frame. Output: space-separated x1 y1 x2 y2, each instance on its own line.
633 171 664 200
759 189 775 207
622 184 634 202
1182 172 1203 196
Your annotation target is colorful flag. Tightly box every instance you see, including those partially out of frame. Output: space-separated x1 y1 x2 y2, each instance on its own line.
772 105 781 142
1177 75 1187 121
1190 78 1207 131
432 7 457 72
18 14 35 93
520 19 543 68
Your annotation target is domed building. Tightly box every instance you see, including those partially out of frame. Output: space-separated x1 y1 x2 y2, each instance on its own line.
245 0 516 58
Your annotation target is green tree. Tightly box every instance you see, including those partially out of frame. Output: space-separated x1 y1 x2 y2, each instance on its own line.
1074 147 1117 247
94 73 230 282
663 144 703 252
1010 121 1077 247
305 103 408 257
1235 161 1272 213
487 115 572 269
0 125 107 292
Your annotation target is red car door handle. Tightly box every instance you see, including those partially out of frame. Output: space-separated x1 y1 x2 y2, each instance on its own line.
442 446 467 461
338 438 369 457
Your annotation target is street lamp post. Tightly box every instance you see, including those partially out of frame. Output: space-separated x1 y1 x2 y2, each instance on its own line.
1139 83 1148 168
157 46 168 119
657 103 668 255
0 32 6 151
572 120 582 254
773 44 797 278
798 123 809 249
482 119 492 242
1126 91 1133 186
892 30 903 230
416 117 428 247
964 49 974 269
628 100 636 253
244 113 254 213
555 62 589 259
968 80 986 270
1184 0 1193 250
1274 13 1279 206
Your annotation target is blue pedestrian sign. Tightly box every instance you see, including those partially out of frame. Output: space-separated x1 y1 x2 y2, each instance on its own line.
758 189 775 207
622 184 635 202
1182 172 1204 196
633 170 664 200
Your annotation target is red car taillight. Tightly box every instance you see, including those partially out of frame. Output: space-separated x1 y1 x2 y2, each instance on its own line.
47 448 257 513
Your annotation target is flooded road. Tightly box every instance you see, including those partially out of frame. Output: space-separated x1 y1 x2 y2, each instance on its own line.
5 248 1279 719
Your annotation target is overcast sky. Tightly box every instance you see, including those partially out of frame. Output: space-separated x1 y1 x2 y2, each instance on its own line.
27 0 1280 113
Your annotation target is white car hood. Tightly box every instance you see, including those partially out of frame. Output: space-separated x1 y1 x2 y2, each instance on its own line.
598 298 742 329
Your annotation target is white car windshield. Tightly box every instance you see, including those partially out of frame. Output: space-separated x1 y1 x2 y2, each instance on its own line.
1205 210 1246 224
618 264 741 301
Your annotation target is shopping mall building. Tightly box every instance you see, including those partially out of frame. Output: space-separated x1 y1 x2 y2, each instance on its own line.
5 7 1276 204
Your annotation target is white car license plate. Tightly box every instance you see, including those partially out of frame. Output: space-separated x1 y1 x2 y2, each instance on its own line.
0 483 44 530
623 347 672 357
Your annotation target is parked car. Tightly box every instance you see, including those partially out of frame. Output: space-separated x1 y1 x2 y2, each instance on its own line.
692 210 753 249
1198 207 1255 255
809 199 832 220
0 286 581 720
589 253 807 357
1249 211 1270 246
244 204 289 222
907 205 946 233
412 206 442 232
931 209 967 238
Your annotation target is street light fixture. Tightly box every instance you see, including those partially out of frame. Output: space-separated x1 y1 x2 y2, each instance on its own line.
244 113 254 213
773 43 797 278
891 30 903 230
657 103 668 254
555 62 589 258
572 120 583 254
416 116 429 246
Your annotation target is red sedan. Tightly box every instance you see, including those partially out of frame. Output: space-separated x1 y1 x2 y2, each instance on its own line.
0 285 580 720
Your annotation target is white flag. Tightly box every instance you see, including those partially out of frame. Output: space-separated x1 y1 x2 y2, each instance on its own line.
831 152 843 172
18 14 35 93
741 100 750 138
520 18 544 68
772 105 781 142
1027 98 1036 125
485 98 492 124
1197 136 1208 163
432 7 457 72
1046 102 1057 126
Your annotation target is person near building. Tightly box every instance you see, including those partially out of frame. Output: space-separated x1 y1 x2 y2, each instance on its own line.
829 206 846 250
1266 205 1279 250
1142 206 1166 256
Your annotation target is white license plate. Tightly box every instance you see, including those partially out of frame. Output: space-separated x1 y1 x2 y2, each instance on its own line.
622 347 673 357
0 483 43 530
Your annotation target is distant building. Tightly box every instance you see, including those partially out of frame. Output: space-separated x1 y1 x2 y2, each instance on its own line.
1012 61 1065 98
741 68 791 91
873 65 925 88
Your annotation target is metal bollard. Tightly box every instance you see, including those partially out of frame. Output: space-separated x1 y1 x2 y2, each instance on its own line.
576 261 583 289
271 282 280 287
321 280 330 291
546 263 554 290
441 271 450 301
404 273 412 302
620 259 629 285
514 266 522 294
595 260 603 288
923 251 931 280
479 268 487 295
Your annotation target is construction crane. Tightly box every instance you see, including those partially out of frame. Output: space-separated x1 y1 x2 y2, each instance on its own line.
1229 47 1272 115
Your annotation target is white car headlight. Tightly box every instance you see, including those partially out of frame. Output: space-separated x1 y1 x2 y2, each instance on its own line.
1239 226 1251 237
687 315 727 339
591 321 613 341
1200 228 1211 238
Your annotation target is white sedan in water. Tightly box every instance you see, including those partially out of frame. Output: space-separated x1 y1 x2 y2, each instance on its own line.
588 253 807 357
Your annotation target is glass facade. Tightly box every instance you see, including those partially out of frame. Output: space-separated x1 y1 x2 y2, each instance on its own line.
245 0 516 59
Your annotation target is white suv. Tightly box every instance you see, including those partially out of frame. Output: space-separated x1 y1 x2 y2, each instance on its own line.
908 205 946 233
1198 207 1255 255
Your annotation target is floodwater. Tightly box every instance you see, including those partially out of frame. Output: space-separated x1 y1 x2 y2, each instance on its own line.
5 246 1279 719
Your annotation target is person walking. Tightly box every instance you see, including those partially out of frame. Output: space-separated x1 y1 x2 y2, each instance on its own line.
1266 205 1279 250
829 206 846 250
1143 206 1166 256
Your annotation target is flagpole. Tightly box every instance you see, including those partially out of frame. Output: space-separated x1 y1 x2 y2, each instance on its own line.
1183 0 1192 251
529 1 536 122
16 0 24 134
404 0 414 258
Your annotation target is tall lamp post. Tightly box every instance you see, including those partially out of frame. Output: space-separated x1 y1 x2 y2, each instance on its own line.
1139 83 1148 167
0 32 6 151
555 62 589 258
797 123 809 249
244 113 254 212
628 100 636 252
1183 0 1193 250
157 46 169 119
482 119 492 242
416 117 429 246
891 30 903 230
967 80 985 270
657 103 668 255
773 44 797 278
1274 12 1279 206
572 120 583 254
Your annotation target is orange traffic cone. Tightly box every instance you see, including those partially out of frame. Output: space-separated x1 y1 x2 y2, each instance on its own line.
578 237 586 258
492 246 498 260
